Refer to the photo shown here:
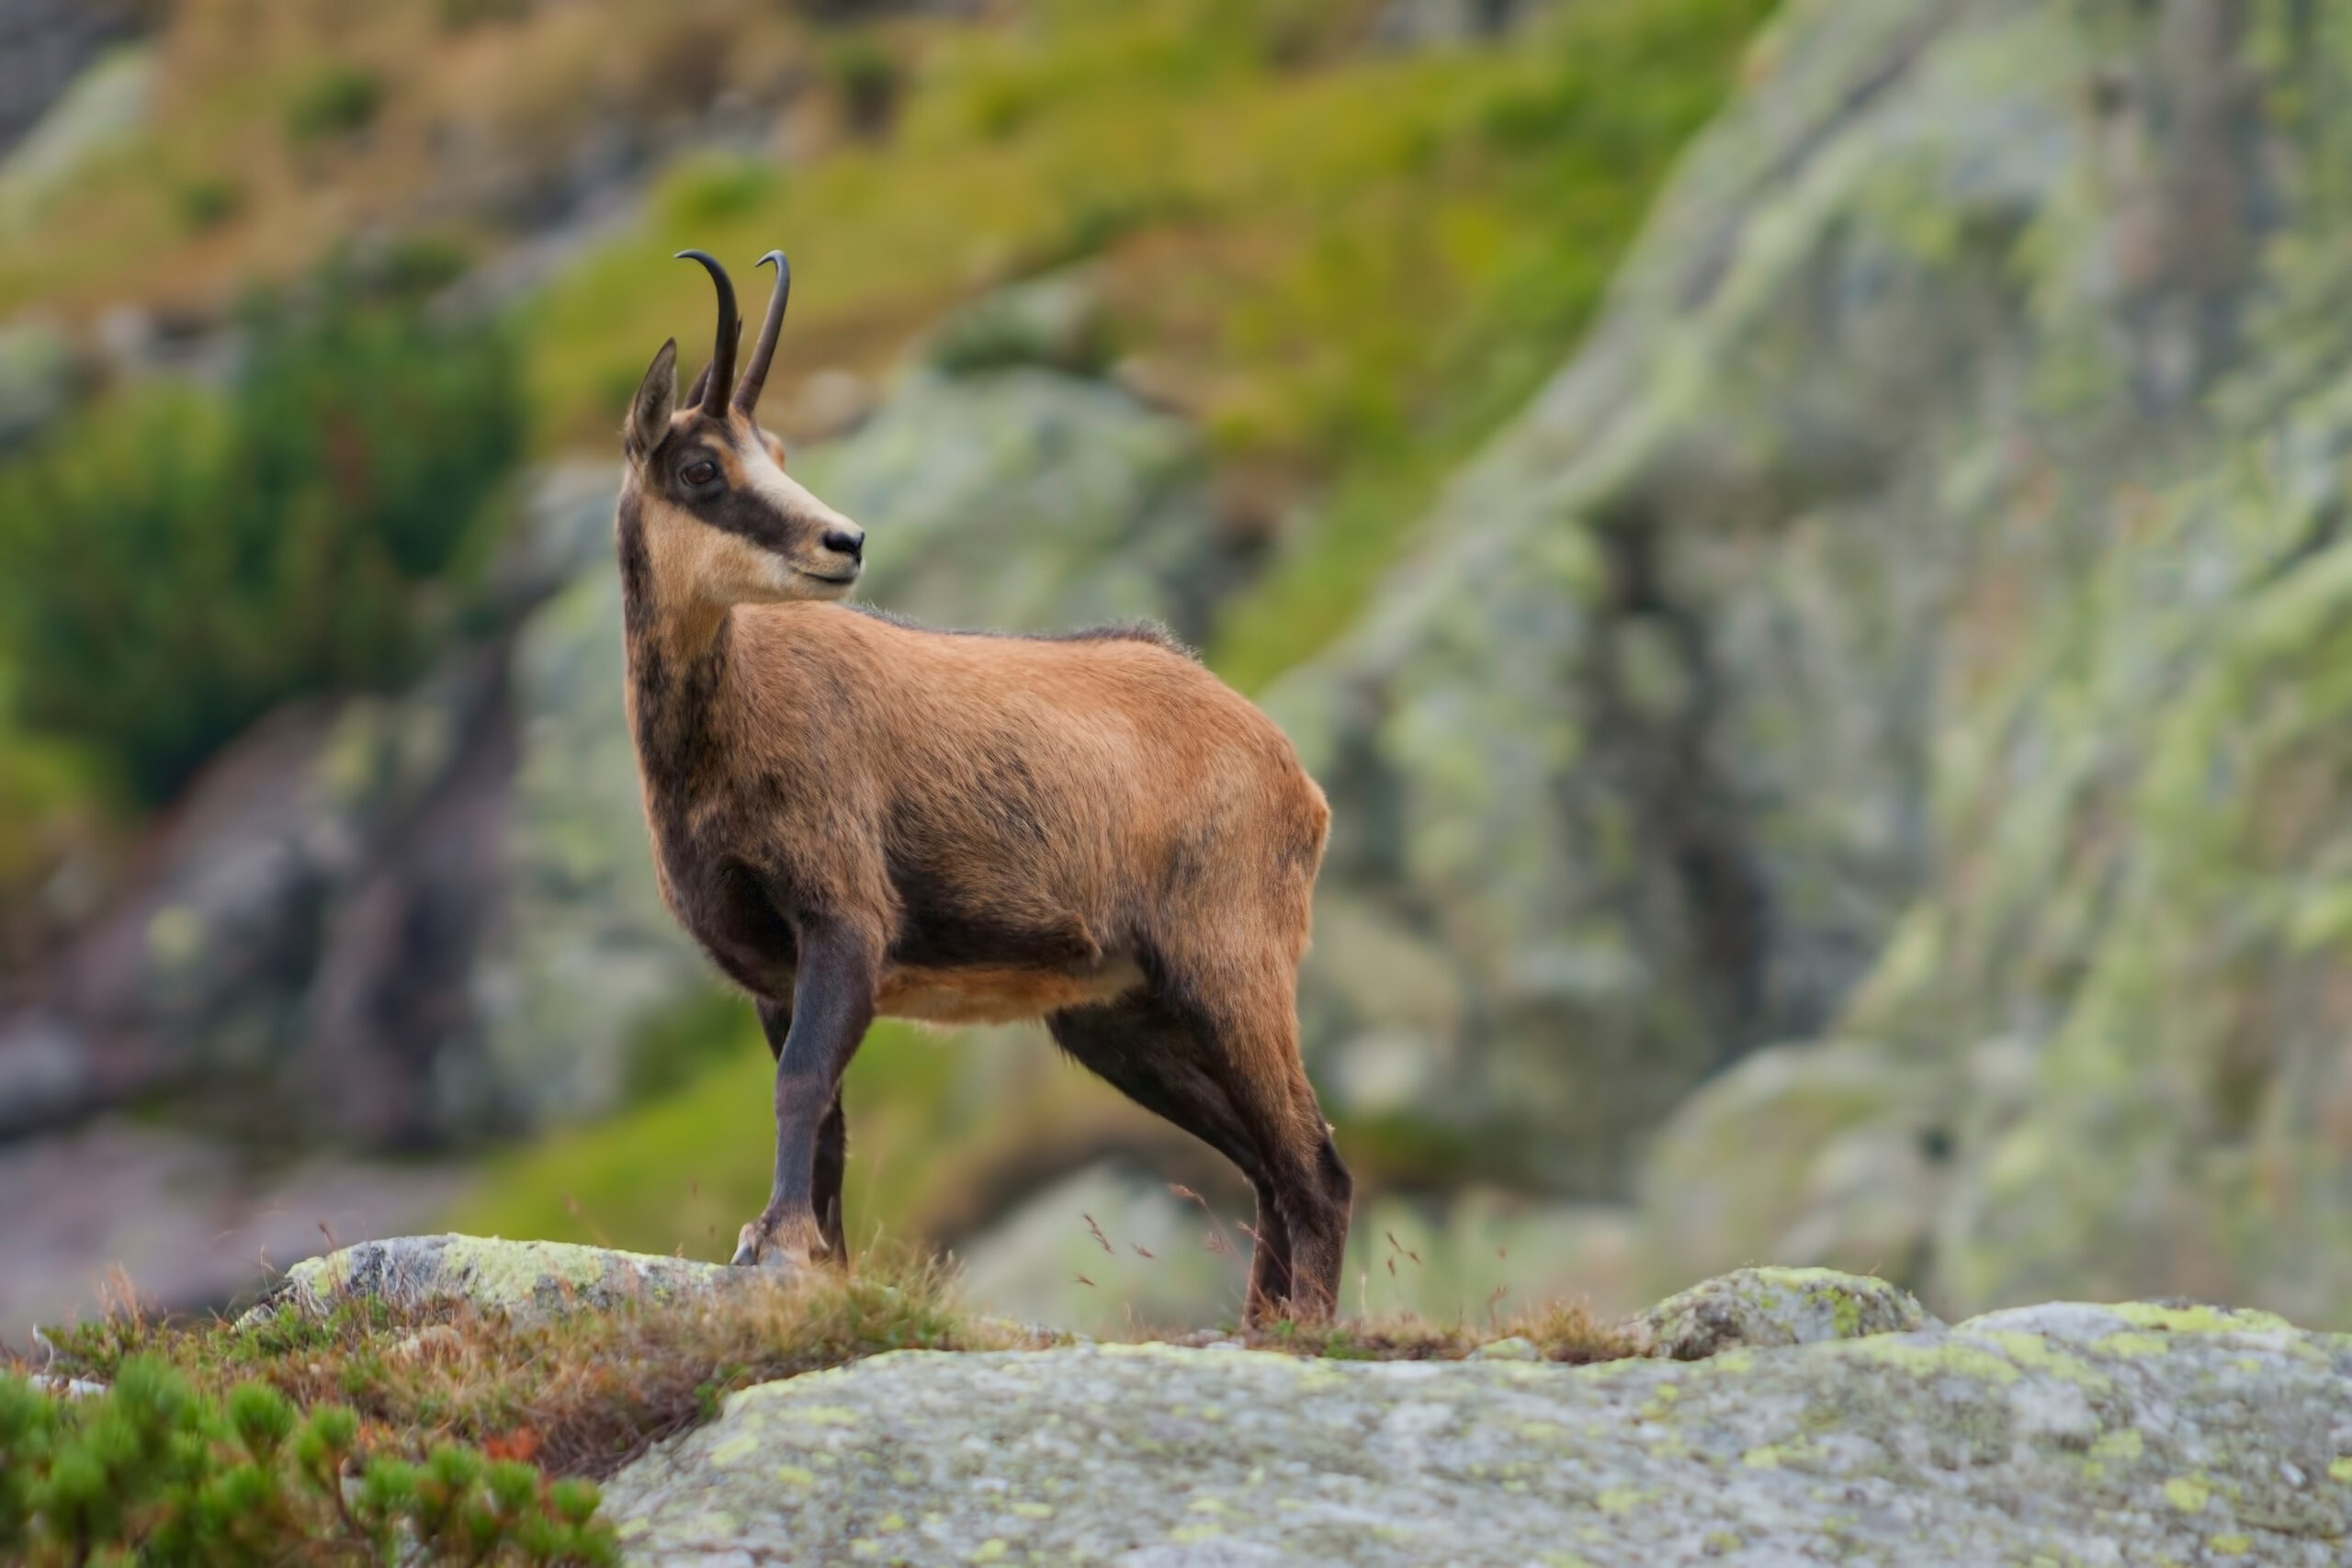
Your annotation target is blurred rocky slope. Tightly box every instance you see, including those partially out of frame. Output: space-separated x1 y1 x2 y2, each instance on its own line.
1272 0 2352 1324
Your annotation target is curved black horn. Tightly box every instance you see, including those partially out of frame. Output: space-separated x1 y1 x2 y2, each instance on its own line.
675 249 739 417
733 251 792 417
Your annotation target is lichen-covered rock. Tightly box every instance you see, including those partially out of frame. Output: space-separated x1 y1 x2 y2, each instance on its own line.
604 1303 2352 1565
248 1234 742 1325
1638 1266 1939 1360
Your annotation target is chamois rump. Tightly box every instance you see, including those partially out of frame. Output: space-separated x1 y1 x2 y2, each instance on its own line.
615 248 1352 1322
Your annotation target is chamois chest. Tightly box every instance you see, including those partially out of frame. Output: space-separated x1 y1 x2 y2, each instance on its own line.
645 790 804 998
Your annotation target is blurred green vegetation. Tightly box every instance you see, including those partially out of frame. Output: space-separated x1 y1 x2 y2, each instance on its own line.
0 267 521 801
528 0 1777 686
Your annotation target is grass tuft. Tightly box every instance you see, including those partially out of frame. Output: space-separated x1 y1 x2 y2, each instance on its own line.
1173 1298 1639 1364
26 1252 1026 1481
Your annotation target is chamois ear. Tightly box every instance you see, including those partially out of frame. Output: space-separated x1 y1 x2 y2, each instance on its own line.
628 338 679 460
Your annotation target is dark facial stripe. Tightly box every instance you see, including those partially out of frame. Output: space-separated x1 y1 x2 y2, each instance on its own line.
662 418 813 557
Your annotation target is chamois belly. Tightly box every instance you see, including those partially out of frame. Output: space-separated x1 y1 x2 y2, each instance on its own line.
876 953 1146 1026
877 879 1143 1025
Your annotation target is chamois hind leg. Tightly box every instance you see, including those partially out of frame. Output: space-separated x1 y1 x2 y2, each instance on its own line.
1047 995 1296 1313
738 924 875 1270
1162 956 1351 1326
1128 940 1354 1335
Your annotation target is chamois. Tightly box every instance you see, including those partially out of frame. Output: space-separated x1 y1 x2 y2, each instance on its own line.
616 248 1352 1323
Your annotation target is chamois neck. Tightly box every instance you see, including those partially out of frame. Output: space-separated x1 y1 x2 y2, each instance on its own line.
616 492 736 784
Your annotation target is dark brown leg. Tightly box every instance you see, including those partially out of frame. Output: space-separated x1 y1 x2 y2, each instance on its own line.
1048 990 1317 1323
812 1089 848 1261
736 921 874 1269
1177 976 1351 1325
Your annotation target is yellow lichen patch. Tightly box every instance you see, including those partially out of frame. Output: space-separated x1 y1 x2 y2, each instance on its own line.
2089 1429 2143 1461
1843 1337 2022 1384
1596 1488 1650 1513
2330 1457 2352 1483
2164 1476 2211 1513
2094 1332 2175 1358
784 1404 863 1425
1742 1446 1782 1469
707 1433 760 1467
2206 1535 2253 1556
2113 1303 2293 1336
1973 1331 2111 1389
774 1464 817 1486
1010 1502 1053 1518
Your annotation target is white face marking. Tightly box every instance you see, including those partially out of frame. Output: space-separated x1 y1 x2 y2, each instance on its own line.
741 434 863 599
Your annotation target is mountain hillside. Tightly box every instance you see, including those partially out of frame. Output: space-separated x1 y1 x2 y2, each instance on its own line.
1279 0 2352 1326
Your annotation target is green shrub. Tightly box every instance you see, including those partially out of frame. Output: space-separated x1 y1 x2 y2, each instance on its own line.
656 154 782 229
0 1359 615 1564
827 35 903 138
0 268 523 801
175 175 243 233
286 65 384 143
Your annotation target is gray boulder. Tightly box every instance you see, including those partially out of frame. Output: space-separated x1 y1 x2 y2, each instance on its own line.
246 1233 743 1326
1637 1264 1938 1360
605 1289 2352 1565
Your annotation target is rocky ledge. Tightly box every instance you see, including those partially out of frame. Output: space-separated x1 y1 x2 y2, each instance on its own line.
252 1239 2352 1564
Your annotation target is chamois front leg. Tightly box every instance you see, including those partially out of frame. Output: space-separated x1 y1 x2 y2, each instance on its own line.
733 918 876 1271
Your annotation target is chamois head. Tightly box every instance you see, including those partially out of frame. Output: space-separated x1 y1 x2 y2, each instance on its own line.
622 249 865 606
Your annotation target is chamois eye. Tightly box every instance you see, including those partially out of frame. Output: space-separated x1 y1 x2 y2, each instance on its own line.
682 459 719 488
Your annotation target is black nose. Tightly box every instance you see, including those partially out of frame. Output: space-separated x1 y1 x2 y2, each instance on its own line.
823 526 865 562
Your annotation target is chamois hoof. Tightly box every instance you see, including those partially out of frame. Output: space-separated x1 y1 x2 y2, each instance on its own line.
730 1220 813 1274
